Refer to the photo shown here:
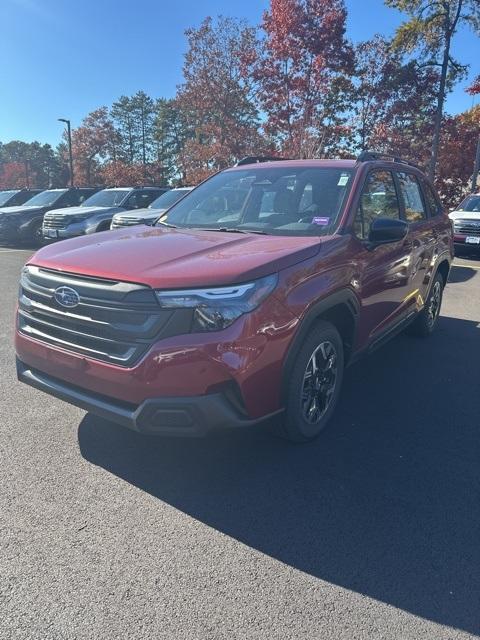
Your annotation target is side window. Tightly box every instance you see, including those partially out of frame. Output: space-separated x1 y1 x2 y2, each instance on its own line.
12 192 26 205
79 189 95 204
60 190 80 207
126 192 144 209
397 172 427 222
423 181 442 217
133 191 158 208
354 170 400 240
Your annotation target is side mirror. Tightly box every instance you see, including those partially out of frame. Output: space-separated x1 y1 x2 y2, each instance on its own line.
367 217 408 247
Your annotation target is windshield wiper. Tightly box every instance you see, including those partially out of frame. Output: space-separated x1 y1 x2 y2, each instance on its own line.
204 227 268 235
156 220 177 228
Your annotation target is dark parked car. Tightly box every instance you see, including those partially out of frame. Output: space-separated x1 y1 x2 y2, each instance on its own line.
0 189 42 207
110 187 193 229
448 193 480 251
0 188 97 244
42 187 168 240
16 153 453 442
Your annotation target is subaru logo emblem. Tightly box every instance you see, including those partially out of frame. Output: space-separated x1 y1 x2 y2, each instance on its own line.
54 286 80 308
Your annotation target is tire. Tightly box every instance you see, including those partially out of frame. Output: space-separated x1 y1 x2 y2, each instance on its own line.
96 221 111 232
280 321 344 443
29 219 45 247
407 272 444 337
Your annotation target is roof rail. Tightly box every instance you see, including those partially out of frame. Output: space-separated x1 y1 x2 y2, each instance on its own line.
356 151 420 169
236 156 288 166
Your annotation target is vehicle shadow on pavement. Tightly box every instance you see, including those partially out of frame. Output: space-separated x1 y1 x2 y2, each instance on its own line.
448 265 478 283
78 316 480 635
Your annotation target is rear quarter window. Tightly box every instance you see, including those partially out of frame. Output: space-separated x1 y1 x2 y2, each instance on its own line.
422 181 443 216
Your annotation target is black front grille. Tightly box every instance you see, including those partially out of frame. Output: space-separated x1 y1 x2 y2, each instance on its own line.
18 266 192 366
453 219 480 236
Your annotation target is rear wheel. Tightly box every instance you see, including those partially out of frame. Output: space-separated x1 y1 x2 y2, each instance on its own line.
408 272 444 337
281 321 344 443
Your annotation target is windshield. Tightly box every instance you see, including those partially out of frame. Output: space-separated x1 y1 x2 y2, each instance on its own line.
24 190 67 206
0 190 18 206
149 189 191 209
82 189 130 207
457 196 480 212
157 167 354 236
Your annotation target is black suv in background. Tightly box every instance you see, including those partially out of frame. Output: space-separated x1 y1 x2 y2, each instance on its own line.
110 187 193 229
0 188 97 244
42 187 168 241
0 189 42 208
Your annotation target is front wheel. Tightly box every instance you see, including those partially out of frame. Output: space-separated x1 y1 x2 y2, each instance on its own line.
29 219 45 247
281 321 344 443
407 272 444 337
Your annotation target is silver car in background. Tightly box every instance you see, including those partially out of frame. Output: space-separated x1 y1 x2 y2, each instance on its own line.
43 187 167 240
110 187 193 229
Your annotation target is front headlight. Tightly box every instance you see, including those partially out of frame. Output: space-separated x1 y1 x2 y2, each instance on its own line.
155 274 278 332
69 214 92 223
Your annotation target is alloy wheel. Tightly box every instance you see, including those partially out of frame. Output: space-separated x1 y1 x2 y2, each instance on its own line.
427 281 442 327
300 341 338 424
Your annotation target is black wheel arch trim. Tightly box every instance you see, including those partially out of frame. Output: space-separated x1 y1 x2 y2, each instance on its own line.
281 288 360 396
20 216 44 238
425 251 451 296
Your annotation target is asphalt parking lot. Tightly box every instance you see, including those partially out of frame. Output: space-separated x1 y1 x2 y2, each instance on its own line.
1 246 479 640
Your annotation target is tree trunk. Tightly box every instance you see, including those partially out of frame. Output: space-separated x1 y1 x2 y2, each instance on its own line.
428 0 463 181
428 40 450 181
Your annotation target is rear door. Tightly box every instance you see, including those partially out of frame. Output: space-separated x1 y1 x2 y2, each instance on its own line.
421 178 453 275
395 171 436 306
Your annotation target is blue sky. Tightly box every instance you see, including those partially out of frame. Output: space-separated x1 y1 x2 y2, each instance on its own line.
0 0 478 148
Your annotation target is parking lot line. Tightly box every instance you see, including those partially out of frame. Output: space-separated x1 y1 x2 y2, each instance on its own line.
0 248 32 253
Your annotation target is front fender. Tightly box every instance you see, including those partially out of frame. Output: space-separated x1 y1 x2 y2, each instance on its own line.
85 213 115 233
281 288 360 395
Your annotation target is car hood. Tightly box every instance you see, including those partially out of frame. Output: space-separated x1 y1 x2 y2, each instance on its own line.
47 205 126 218
449 210 480 221
0 205 45 217
29 226 322 288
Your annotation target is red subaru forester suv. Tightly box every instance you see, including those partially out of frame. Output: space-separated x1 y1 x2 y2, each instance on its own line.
16 154 453 442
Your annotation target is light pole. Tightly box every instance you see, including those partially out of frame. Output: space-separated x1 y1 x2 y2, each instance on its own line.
58 118 74 187
24 159 30 189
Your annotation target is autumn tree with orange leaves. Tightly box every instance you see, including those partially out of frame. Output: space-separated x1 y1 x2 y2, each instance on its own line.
253 0 354 158
67 107 119 186
176 16 269 184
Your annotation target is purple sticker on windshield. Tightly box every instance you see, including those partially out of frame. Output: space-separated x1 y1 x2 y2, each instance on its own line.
312 217 330 226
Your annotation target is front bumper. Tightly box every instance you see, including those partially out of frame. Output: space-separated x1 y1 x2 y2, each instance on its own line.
43 224 88 240
453 233 480 247
16 358 280 436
